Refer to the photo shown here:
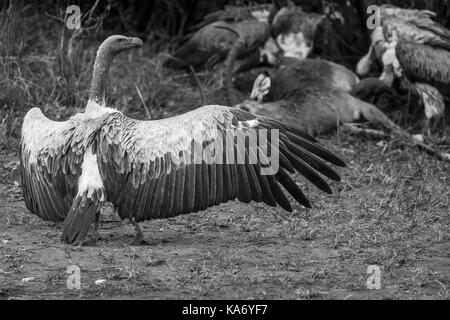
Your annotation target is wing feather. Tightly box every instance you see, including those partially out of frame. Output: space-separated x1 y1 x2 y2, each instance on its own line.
215 163 224 205
20 109 89 222
208 162 217 207
276 168 311 209
183 163 196 214
174 165 186 215
396 40 450 94
154 167 167 218
194 163 204 212
382 15 450 51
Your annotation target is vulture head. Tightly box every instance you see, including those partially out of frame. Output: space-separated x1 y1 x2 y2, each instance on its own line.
250 71 272 103
98 35 144 55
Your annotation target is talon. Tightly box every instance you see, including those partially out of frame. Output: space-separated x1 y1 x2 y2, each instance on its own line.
132 236 156 246
131 219 155 246
89 211 101 245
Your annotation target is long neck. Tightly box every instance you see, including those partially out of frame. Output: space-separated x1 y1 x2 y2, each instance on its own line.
88 48 115 106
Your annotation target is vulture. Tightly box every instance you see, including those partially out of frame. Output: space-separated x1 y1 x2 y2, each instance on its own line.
20 35 143 239
356 5 450 132
235 63 399 136
163 4 273 72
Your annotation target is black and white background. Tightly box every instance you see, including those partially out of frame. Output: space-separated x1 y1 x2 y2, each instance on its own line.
0 0 449 302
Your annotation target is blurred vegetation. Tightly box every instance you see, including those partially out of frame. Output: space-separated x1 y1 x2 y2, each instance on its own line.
0 0 449 149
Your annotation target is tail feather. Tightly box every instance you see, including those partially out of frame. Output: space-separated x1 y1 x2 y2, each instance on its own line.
61 146 105 244
60 191 102 244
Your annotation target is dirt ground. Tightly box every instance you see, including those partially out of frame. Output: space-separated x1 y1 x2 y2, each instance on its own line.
0 130 449 300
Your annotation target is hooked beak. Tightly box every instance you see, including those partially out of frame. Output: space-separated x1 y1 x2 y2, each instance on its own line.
127 37 143 48
250 87 259 101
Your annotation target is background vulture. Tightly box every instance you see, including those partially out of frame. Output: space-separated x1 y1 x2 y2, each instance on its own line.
163 4 273 71
356 4 450 133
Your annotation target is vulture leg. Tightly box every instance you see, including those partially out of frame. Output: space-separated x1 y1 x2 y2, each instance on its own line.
131 219 156 246
91 211 101 244
415 83 446 135
77 211 101 246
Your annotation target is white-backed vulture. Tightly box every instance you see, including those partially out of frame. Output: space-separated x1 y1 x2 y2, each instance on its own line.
21 35 143 237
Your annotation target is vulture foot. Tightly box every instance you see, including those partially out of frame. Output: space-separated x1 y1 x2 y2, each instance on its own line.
132 236 156 246
89 212 101 245
132 220 155 246
79 211 101 246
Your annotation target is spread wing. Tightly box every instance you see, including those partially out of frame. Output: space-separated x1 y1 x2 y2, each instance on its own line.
20 109 109 222
20 109 89 221
91 106 346 222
